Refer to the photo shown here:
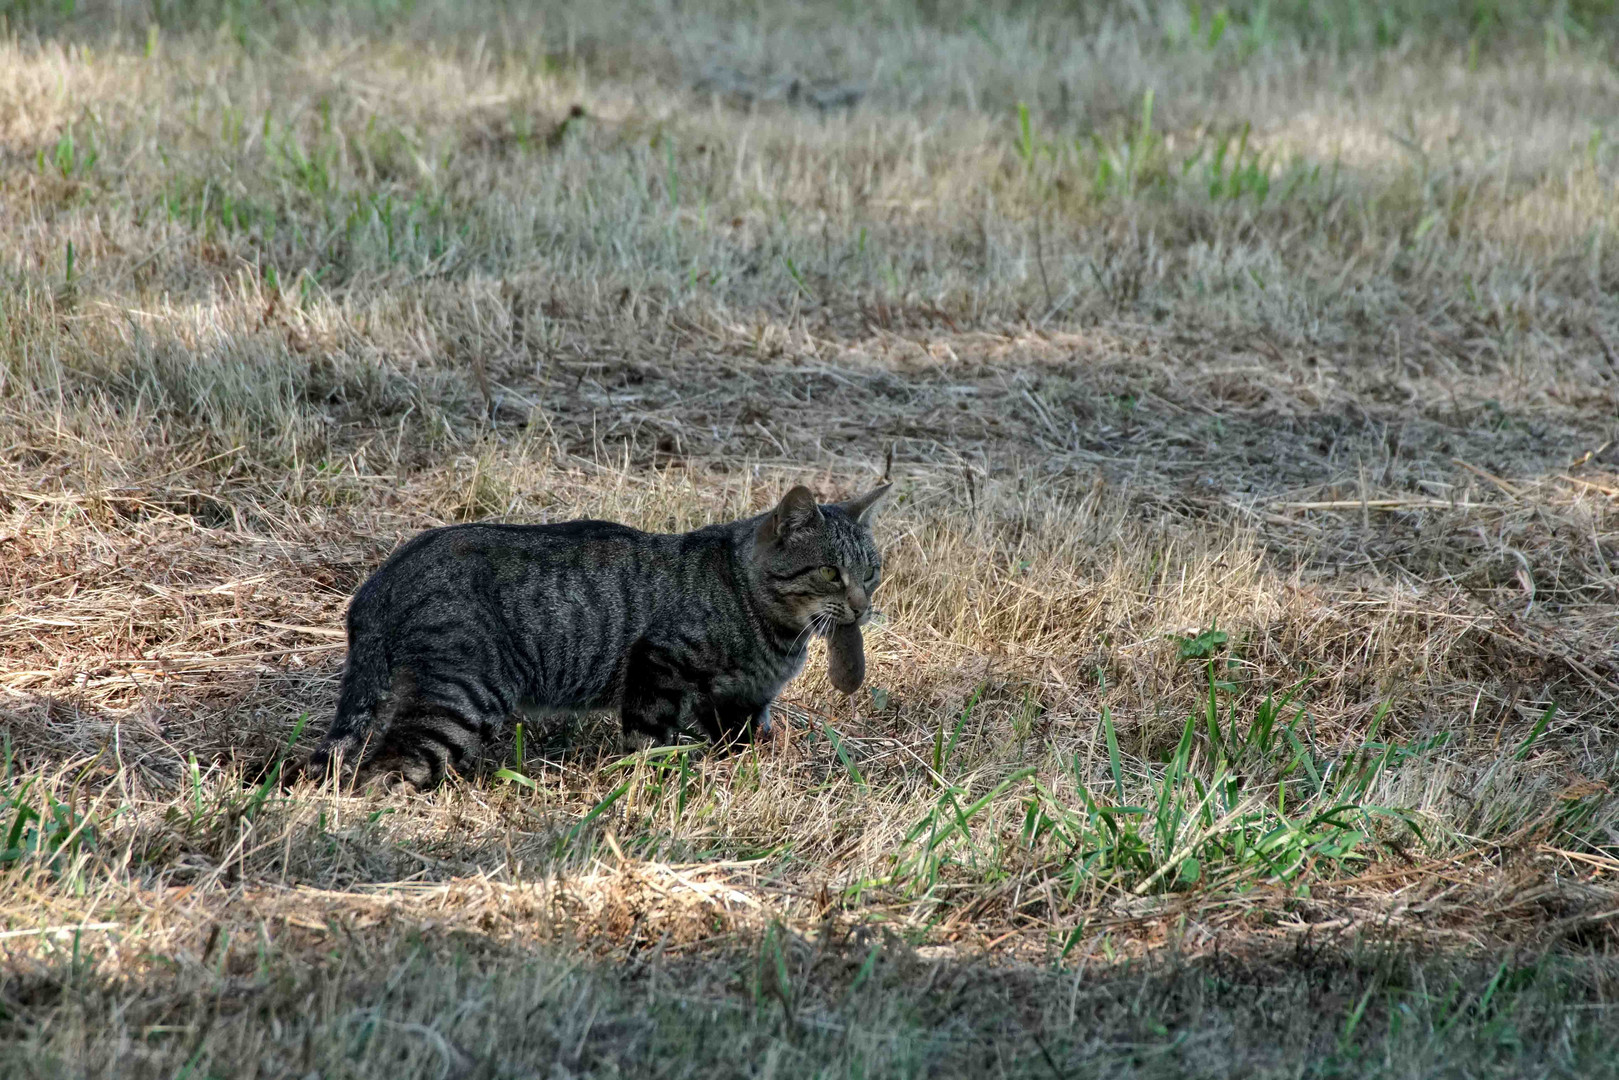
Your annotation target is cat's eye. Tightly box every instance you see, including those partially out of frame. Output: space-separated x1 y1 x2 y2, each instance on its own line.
819 566 840 582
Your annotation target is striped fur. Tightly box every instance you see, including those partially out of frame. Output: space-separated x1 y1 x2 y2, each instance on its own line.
306 484 889 791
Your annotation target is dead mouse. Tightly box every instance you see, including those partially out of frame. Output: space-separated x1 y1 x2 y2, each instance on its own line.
827 621 865 694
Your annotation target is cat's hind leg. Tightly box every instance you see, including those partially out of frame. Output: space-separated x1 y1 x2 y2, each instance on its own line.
355 660 509 791
304 652 400 785
307 661 502 792
350 705 491 792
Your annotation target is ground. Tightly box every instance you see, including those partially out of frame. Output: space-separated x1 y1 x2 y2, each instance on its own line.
0 1 1616 1076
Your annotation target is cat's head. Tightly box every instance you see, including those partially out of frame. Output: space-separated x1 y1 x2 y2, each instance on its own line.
753 483 890 634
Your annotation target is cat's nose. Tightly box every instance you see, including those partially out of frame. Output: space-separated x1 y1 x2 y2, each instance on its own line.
847 584 869 613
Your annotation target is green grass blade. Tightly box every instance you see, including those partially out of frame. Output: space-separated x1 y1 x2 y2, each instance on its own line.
1102 706 1125 805
842 941 882 1005
944 683 984 769
823 722 866 790
917 768 1036 856
603 743 689 772
554 781 630 857
494 768 538 790
1513 704 1555 760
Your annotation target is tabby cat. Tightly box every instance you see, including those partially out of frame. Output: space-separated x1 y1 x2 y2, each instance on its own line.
306 483 890 791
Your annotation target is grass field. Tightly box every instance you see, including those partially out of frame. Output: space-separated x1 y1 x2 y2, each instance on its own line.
1 0 1617 1075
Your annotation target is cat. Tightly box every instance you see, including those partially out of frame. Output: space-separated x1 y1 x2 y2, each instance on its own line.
304 482 890 791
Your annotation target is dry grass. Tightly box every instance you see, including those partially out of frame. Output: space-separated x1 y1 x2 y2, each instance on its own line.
1 1 1617 1076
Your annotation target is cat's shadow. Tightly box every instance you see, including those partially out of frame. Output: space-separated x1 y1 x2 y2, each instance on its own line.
0 682 744 800
256 707 743 793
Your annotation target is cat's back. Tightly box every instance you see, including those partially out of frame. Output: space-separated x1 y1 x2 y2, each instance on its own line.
358 518 674 596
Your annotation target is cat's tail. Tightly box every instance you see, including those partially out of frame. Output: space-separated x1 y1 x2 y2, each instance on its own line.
304 633 400 783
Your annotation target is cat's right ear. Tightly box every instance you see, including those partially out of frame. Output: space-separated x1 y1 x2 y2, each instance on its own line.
761 485 822 543
836 483 892 526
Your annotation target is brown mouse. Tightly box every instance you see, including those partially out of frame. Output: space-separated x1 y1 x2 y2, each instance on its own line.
827 621 865 694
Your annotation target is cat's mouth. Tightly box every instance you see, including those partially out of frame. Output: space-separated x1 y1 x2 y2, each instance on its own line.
808 605 875 637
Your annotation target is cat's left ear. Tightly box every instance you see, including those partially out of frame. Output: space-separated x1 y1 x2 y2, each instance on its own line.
837 483 892 527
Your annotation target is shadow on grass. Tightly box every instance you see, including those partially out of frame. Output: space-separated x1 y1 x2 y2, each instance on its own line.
0 915 1615 1079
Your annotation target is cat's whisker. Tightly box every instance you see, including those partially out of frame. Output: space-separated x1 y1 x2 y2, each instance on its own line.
790 612 828 653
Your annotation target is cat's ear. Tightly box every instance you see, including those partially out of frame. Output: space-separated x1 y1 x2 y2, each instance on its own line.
765 485 822 541
837 483 892 527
